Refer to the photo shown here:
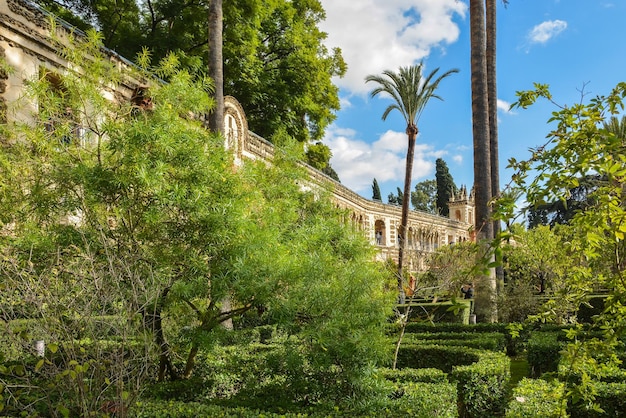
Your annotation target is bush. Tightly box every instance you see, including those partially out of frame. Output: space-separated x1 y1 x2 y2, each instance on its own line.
527 332 562 378
576 295 607 324
130 400 315 417
567 381 626 417
396 301 470 323
392 321 527 355
379 367 449 384
384 381 458 418
506 378 567 418
399 322 510 334
450 350 511 418
395 344 479 372
403 332 507 352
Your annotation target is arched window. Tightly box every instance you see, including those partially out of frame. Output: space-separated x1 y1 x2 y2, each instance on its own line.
374 219 386 245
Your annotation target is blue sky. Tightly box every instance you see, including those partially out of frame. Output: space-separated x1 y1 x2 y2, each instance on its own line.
317 0 626 202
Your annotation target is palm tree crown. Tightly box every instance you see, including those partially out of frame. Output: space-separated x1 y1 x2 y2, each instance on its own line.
365 63 458 131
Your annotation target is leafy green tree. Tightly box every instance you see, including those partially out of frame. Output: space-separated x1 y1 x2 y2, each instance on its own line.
527 174 602 228
0 29 391 413
435 158 457 216
500 224 572 322
387 187 403 206
419 241 481 296
305 141 330 170
411 179 436 213
305 142 340 181
35 0 346 145
372 178 382 201
501 81 626 409
366 63 458 302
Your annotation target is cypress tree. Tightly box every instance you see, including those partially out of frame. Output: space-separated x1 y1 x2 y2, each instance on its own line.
435 158 458 216
372 178 382 201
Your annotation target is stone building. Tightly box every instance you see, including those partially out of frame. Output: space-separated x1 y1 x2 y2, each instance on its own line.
0 0 475 273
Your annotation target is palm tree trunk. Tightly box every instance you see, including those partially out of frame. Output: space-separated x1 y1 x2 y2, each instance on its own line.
486 0 504 296
486 0 499 238
470 0 492 240
208 0 224 134
208 0 233 329
470 0 497 322
397 124 418 303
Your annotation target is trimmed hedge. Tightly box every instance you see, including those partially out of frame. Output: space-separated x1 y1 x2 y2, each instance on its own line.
399 322 510 334
379 367 449 384
450 350 511 418
382 381 458 418
391 322 525 355
527 332 562 378
132 381 459 418
395 344 479 372
402 332 507 352
506 378 567 418
130 400 313 417
396 300 470 323
394 343 510 418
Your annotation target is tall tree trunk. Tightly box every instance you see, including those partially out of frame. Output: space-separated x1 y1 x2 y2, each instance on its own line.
486 0 499 229
470 0 497 322
397 124 418 303
486 0 504 291
208 0 223 134
470 0 492 240
208 0 233 329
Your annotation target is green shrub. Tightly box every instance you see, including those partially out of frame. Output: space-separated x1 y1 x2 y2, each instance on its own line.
403 332 507 352
379 367 449 383
527 332 562 377
506 378 567 418
130 400 314 417
567 381 626 417
392 322 527 355
395 344 478 372
450 350 511 418
576 295 607 324
384 381 458 418
396 301 468 323
399 322 510 334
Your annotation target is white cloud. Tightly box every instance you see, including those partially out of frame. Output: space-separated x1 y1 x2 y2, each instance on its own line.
318 0 467 95
324 126 442 193
497 98 513 114
527 20 567 44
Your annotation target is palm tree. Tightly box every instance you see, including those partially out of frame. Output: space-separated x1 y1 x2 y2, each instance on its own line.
208 0 234 330
486 0 500 232
471 0 507 322
208 0 223 134
366 63 458 302
604 115 626 141
470 0 492 242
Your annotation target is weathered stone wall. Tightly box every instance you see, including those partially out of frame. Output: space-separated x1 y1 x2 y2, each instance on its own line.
1 0 474 272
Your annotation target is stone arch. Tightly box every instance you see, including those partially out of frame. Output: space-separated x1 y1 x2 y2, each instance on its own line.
223 96 248 161
455 209 462 222
374 219 386 246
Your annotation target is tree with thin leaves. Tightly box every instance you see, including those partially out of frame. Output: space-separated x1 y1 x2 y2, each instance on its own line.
366 63 458 302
